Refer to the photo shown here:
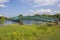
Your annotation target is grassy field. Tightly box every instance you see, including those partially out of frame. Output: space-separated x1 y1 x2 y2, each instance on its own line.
0 24 60 40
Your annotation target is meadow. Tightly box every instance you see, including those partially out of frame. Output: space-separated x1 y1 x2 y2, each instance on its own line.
0 24 60 40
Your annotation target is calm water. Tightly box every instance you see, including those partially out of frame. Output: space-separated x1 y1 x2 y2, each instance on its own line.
0 20 42 25
0 21 13 26
0 20 44 26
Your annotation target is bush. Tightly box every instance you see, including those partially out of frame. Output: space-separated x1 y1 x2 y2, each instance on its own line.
0 16 5 24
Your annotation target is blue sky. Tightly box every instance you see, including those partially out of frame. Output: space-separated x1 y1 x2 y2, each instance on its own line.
0 0 60 17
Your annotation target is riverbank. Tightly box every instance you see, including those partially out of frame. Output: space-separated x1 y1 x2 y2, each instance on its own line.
0 24 60 40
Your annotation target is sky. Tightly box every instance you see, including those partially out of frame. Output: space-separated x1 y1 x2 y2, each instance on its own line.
0 0 60 17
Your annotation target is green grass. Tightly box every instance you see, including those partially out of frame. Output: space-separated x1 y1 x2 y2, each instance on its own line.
0 24 60 40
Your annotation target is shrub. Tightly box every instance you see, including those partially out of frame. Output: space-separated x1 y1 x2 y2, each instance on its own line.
0 16 5 24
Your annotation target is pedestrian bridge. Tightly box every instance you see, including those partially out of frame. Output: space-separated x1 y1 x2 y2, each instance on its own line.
11 16 58 22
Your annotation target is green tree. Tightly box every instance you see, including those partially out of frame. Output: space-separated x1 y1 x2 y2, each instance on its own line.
34 14 40 16
18 14 23 20
54 14 60 21
0 16 5 24
42 14 50 17
18 14 23 17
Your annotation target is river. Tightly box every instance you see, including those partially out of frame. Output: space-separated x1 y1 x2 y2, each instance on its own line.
0 20 43 25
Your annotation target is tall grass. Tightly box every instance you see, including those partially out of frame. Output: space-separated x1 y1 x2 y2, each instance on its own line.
0 24 60 40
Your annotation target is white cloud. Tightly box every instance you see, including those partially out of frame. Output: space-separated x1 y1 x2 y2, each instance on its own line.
32 0 58 7
19 0 32 3
0 0 9 3
0 14 3 16
58 4 60 7
33 9 52 13
0 0 9 7
33 9 60 15
30 9 53 15
18 0 58 7
55 10 60 13
0 4 7 7
39 9 52 15
40 9 51 13
30 9 48 12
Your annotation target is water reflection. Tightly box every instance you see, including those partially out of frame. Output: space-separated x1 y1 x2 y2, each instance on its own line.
0 20 42 26
4 21 13 25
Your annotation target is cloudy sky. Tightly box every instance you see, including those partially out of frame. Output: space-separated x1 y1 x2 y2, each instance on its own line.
0 0 60 17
